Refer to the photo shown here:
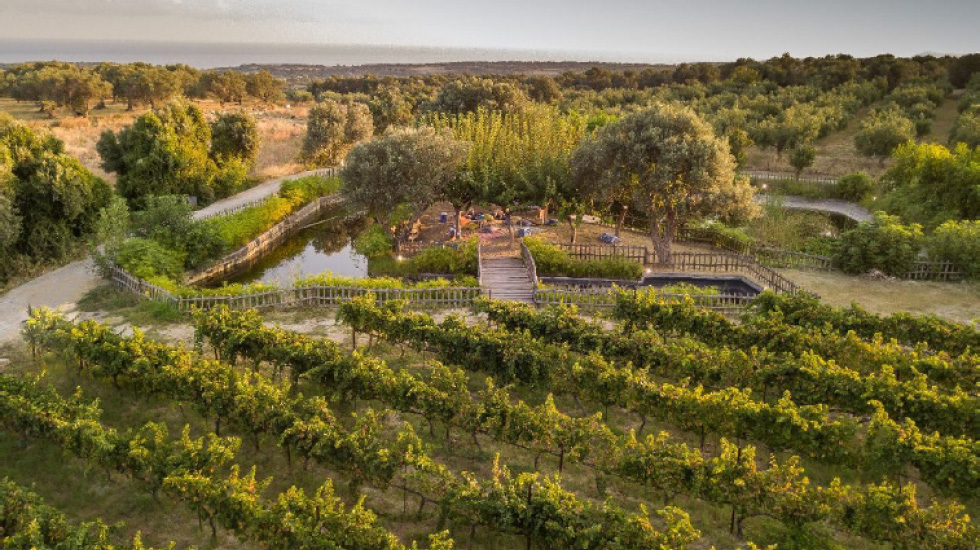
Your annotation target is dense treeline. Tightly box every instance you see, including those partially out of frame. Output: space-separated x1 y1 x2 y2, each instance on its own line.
0 61 286 116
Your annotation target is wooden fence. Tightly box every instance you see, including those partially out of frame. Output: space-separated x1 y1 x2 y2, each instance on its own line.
557 243 649 263
534 287 753 315
899 261 963 281
111 266 483 312
186 195 343 286
744 171 839 185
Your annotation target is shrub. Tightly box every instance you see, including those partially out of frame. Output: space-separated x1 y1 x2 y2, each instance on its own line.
926 220 980 277
854 106 915 159
835 172 873 202
116 238 184 281
279 175 342 203
833 212 923 275
524 238 643 279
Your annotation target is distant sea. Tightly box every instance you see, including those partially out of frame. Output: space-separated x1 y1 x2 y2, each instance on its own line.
0 39 687 68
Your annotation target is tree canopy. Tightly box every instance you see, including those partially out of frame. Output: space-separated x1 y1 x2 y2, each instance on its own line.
97 99 253 207
301 100 374 167
571 104 756 261
341 127 468 248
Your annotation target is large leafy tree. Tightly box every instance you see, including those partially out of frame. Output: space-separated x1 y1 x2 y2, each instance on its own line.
341 127 468 249
210 112 260 167
427 106 585 237
301 99 374 167
571 104 756 262
97 99 247 207
244 71 285 103
0 115 112 274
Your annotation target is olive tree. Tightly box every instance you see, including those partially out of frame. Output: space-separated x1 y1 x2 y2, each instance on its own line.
854 106 915 161
341 127 468 249
789 143 817 179
571 104 756 262
210 112 260 167
431 77 527 114
301 100 373 167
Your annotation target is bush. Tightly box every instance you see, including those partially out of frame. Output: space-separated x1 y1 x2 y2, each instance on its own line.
368 238 479 277
854 106 915 159
524 238 643 279
835 172 873 202
279 175 342 203
116 238 184 281
833 212 923 275
926 220 980 277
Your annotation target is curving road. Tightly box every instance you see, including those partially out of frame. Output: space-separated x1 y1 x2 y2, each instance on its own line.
0 170 327 344
755 194 873 223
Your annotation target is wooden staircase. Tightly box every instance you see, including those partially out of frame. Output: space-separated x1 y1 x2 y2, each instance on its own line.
479 240 535 304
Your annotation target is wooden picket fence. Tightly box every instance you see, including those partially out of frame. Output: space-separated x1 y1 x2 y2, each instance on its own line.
744 171 839 185
557 243 649 263
110 266 483 312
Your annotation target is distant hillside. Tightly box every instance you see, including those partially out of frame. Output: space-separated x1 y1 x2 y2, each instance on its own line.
222 60 678 81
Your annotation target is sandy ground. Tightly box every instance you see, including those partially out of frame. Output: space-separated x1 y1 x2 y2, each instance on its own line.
0 170 319 344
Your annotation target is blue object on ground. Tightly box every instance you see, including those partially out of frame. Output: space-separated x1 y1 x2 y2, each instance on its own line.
599 232 621 244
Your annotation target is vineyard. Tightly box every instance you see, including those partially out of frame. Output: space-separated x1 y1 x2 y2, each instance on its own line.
0 289 975 550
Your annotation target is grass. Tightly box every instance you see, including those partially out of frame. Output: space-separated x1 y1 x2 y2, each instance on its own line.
778 268 980 324
0 97 309 183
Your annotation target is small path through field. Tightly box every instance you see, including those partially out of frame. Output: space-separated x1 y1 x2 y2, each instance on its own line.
756 194 873 223
0 170 326 344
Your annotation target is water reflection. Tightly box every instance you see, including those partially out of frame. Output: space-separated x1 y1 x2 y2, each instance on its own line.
225 209 370 285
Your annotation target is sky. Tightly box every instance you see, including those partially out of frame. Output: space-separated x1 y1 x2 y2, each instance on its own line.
2 0 979 62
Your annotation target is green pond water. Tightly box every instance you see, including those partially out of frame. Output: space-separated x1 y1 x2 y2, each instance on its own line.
225 208 370 286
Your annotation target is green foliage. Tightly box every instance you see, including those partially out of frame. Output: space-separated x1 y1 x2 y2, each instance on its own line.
788 143 816 178
949 105 980 148
431 76 528 114
342 127 467 245
876 141 980 227
352 223 394 259
91 195 130 277
97 99 250 207
833 212 923 275
0 114 112 283
854 105 915 158
835 172 874 202
524 237 643 279
926 220 980 277
745 197 839 252
210 111 260 166
948 53 980 88
300 99 373 166
571 103 755 260
115 237 184 280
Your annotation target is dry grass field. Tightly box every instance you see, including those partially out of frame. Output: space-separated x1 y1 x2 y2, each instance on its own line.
0 97 310 182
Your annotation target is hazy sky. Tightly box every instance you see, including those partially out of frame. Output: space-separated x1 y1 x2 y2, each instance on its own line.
2 0 979 61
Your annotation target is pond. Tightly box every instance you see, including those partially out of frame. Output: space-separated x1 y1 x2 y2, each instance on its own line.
224 208 370 286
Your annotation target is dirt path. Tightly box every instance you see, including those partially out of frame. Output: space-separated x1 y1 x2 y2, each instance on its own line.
0 170 329 344
756 194 873 223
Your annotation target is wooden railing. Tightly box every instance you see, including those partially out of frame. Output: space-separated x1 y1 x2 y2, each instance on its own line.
520 241 539 290
110 266 482 312
557 243 649 263
744 171 839 185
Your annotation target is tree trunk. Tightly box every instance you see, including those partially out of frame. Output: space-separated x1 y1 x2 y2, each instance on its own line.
453 204 464 241
567 216 578 244
649 213 675 265
615 206 628 237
